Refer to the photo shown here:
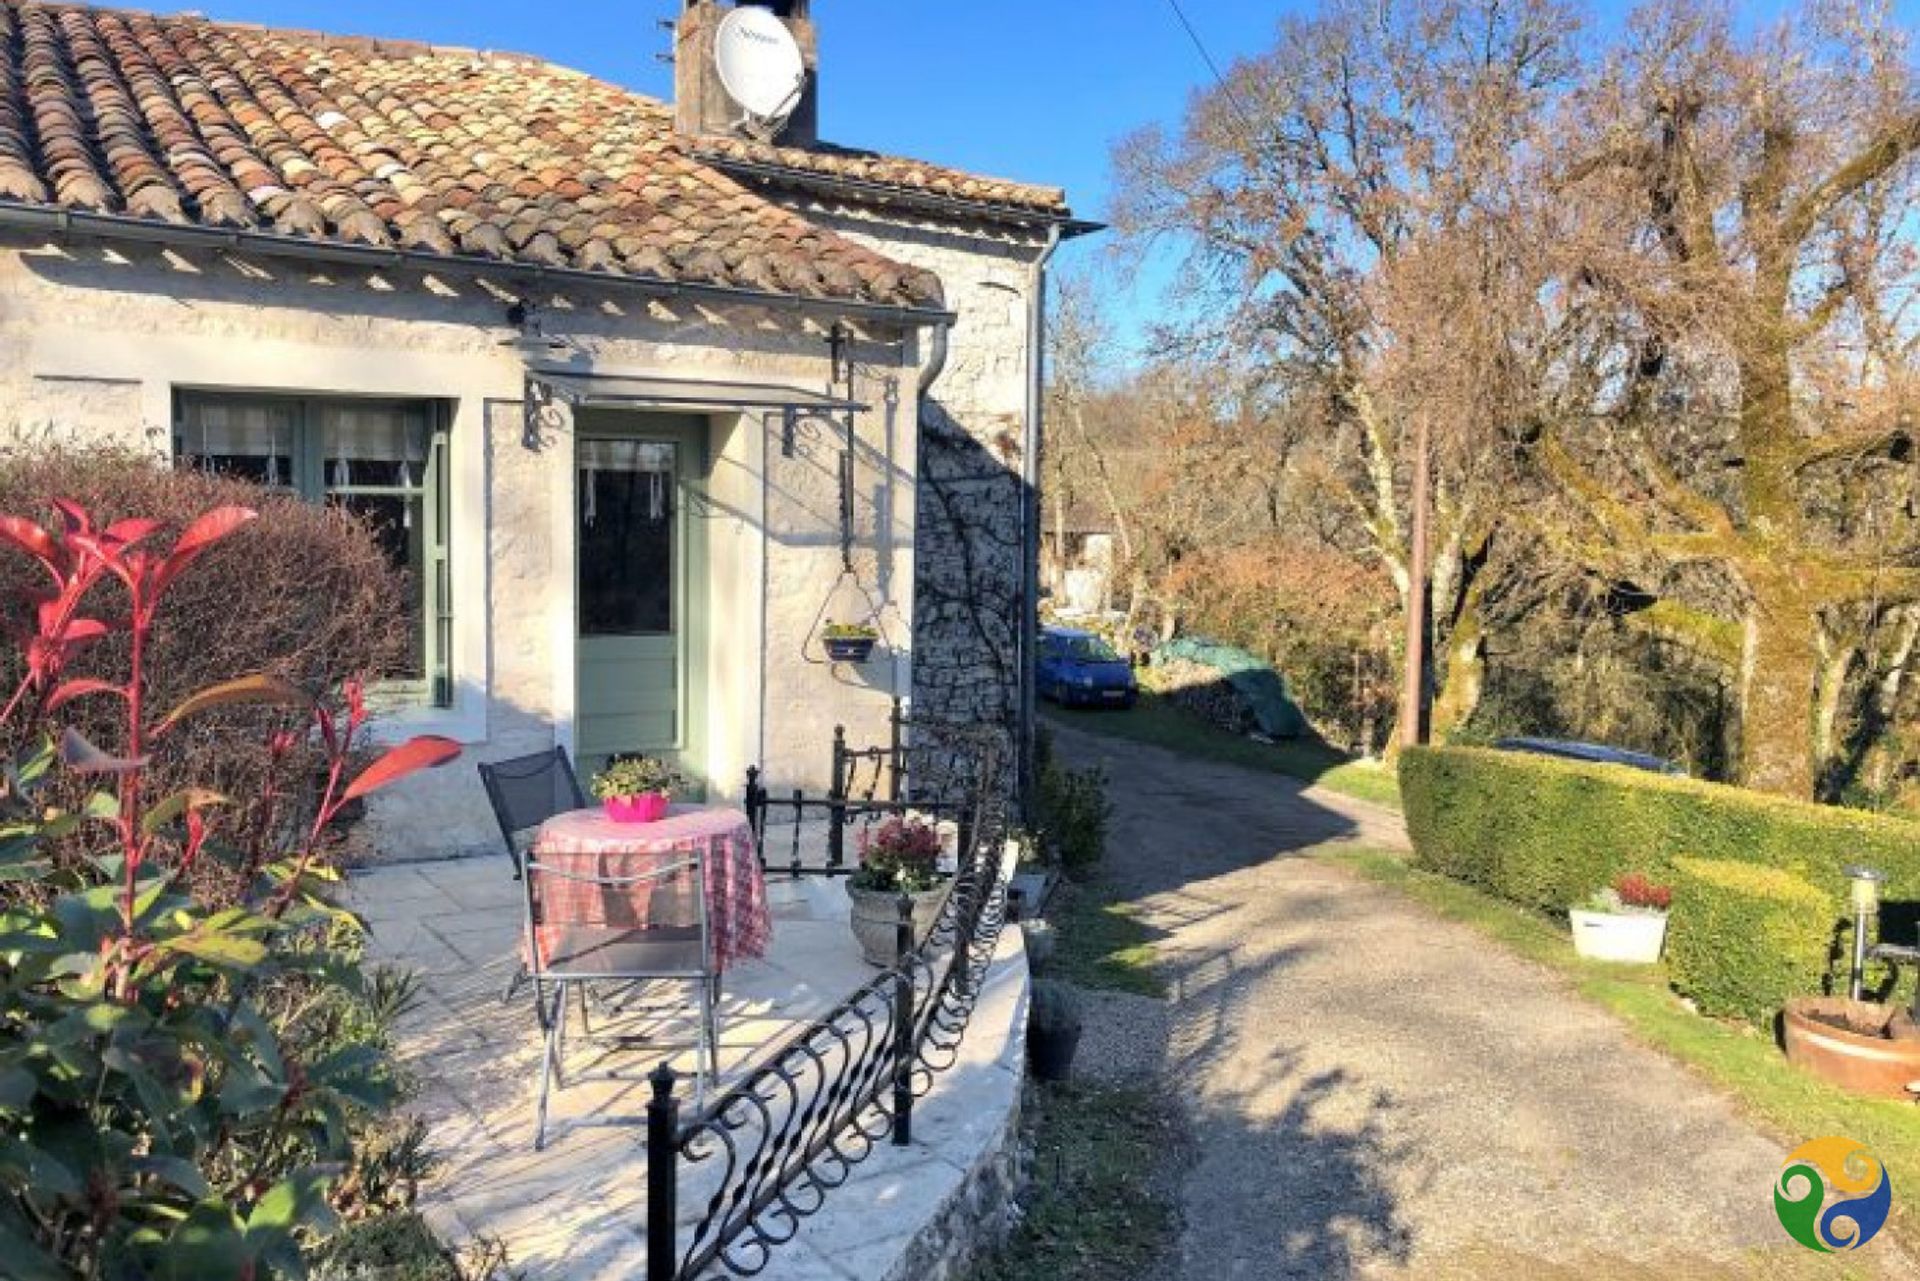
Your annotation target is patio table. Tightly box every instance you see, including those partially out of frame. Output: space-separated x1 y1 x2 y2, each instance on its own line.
530 805 772 972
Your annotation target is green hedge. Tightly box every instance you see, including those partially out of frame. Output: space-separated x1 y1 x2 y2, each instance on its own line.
1398 746 1920 913
1666 858 1835 1025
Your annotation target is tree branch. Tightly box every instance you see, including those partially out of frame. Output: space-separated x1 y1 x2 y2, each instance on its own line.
1625 598 1744 669
1778 107 1920 251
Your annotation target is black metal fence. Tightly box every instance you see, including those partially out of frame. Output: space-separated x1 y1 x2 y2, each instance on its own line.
831 697 910 806
746 703 991 876
643 754 1014 1279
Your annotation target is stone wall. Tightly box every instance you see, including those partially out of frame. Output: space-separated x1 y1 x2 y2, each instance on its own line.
802 207 1047 804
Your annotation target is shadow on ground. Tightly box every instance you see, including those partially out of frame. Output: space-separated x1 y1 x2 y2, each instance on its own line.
1044 721 1908 1281
1045 719 1416 1278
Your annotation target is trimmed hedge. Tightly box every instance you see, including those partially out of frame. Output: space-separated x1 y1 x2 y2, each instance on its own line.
1398 746 1920 914
1667 858 1834 1025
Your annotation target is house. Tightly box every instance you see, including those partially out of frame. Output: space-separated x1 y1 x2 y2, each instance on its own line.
0 0 1093 853
1042 497 1119 615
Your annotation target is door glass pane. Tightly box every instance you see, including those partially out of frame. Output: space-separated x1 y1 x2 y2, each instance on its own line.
316 403 431 489
579 440 676 637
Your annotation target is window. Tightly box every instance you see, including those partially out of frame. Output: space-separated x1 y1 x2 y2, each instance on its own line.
1066 636 1123 662
174 393 453 708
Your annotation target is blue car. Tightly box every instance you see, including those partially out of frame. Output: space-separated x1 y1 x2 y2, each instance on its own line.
1038 626 1137 708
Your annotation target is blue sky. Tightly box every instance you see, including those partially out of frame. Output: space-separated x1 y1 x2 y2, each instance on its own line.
192 2 1920 357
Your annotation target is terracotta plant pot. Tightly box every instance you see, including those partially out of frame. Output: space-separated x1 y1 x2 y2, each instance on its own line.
603 792 670 824
845 881 951 966
1782 996 1920 1099
824 635 877 663
1568 908 1668 963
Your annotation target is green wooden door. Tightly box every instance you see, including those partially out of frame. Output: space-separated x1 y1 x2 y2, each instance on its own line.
575 412 708 792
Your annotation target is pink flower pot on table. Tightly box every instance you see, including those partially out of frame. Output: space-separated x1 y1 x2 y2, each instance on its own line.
602 792 670 824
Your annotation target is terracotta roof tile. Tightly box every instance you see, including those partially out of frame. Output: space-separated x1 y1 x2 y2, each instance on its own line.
0 0 948 310
688 135 1071 220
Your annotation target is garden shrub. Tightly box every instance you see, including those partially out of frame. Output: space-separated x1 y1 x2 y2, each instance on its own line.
0 499 460 1277
1666 858 1835 1025
1398 746 1920 915
1036 734 1110 880
313 1212 514 1281
0 448 412 896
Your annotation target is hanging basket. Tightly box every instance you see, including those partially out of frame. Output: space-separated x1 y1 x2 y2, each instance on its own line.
823 634 877 664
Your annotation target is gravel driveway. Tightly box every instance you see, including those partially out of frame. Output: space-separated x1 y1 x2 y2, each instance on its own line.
1048 719 1914 1279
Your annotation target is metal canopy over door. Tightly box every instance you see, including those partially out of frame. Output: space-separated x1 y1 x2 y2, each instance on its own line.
574 410 709 793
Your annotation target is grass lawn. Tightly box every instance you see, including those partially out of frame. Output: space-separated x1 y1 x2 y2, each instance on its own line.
1330 847 1920 1251
1043 693 1402 812
1045 878 1168 999
971 1081 1186 1281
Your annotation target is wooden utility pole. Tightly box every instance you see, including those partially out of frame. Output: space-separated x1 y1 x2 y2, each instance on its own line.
1400 416 1432 749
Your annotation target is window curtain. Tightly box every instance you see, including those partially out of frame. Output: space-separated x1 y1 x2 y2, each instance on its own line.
182 400 298 485
578 440 674 526
317 402 429 489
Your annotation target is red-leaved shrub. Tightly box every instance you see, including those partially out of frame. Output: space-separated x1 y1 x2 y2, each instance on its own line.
0 448 413 892
854 816 945 892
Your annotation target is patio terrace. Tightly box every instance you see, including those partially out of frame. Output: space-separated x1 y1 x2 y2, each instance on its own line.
345 844 1028 1280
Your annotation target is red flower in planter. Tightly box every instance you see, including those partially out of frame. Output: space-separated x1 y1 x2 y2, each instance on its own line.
854 816 944 893
1614 871 1673 912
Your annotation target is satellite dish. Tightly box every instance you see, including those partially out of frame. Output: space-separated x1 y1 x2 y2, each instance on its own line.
714 6 806 130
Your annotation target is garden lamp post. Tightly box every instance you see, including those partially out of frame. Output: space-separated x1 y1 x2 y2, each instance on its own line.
1844 864 1886 1001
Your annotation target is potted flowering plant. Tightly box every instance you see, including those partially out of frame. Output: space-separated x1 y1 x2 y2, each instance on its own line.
590 754 683 823
1570 871 1672 963
846 815 952 965
822 621 880 664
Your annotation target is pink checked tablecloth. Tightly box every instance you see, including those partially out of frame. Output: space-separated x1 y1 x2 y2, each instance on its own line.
530 805 772 972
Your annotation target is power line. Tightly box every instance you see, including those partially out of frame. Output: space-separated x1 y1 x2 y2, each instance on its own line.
1162 0 1256 129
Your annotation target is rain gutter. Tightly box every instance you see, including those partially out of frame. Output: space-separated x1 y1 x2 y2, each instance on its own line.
1019 222 1064 821
0 201 959 329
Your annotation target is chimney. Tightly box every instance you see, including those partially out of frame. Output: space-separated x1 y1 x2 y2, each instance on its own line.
674 0 819 147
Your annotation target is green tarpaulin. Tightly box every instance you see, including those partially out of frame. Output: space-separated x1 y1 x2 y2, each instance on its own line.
1154 638 1308 739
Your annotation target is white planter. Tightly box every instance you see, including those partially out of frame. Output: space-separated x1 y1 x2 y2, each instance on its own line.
1569 908 1669 963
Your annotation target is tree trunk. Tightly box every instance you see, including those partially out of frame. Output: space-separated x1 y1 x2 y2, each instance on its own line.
1429 605 1486 742
1738 585 1821 798
1858 607 1920 795
1812 631 1857 797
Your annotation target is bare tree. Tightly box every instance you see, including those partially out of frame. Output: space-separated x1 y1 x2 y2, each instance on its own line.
1110 0 1580 743
1548 1 1920 796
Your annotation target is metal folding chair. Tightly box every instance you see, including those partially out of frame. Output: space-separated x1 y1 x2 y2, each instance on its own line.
478 748 589 1007
521 841 720 1150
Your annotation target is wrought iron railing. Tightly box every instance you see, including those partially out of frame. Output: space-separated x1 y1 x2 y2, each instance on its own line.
746 705 990 876
743 778 970 878
831 697 910 805
642 773 1015 1280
